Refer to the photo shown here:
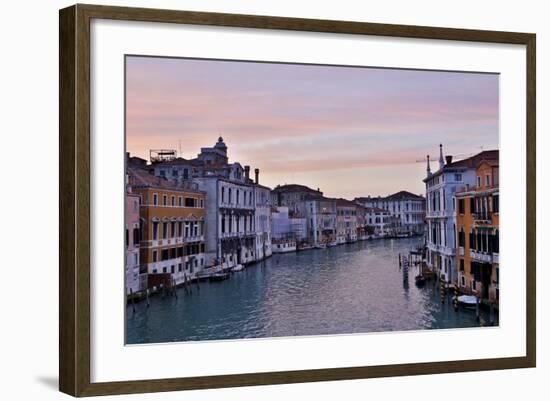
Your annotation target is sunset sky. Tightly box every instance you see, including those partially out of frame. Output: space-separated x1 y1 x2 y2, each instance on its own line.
126 56 499 198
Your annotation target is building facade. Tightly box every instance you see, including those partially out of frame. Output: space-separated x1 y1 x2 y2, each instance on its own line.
271 184 323 214
254 184 273 261
336 199 358 244
455 160 499 304
148 137 264 270
355 191 425 236
424 145 498 284
364 207 392 237
128 167 206 286
355 204 369 240
125 185 142 294
196 175 256 269
304 197 337 246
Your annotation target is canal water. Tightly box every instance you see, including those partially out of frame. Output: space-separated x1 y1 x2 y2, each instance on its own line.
126 237 497 344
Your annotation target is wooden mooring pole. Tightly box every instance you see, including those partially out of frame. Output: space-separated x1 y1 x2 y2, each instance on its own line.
130 288 135 313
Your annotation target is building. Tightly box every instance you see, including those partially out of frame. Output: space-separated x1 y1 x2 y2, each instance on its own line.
271 184 323 214
364 207 392 237
128 167 207 285
455 159 499 304
125 183 142 295
336 199 358 244
195 173 256 269
355 204 369 240
254 183 273 261
355 190 425 235
304 197 337 246
271 207 301 253
148 137 262 270
423 145 498 284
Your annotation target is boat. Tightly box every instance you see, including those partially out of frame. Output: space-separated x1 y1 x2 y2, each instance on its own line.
327 241 338 248
314 243 327 249
297 244 314 251
272 240 297 253
209 272 230 282
414 275 426 287
457 295 478 308
232 264 245 272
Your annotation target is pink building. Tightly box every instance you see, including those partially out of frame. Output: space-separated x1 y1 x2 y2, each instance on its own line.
126 188 141 295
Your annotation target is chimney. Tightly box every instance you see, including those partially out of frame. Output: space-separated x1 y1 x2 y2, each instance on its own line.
244 165 250 180
439 144 445 169
445 155 453 165
254 168 259 184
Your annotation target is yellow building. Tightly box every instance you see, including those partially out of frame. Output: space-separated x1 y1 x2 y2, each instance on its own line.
128 167 206 285
455 159 499 305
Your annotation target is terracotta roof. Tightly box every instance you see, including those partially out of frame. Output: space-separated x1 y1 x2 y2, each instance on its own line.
477 159 499 168
127 167 203 194
425 150 499 182
356 190 424 202
384 190 425 200
127 167 178 188
272 184 322 194
336 198 357 207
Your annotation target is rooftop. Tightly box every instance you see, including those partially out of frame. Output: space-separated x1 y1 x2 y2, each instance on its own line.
272 184 323 195
425 149 499 181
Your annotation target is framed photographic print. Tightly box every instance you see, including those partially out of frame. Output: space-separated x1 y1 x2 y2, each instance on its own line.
59 4 536 397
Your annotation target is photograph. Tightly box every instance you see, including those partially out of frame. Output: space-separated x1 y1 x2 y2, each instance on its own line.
124 55 500 345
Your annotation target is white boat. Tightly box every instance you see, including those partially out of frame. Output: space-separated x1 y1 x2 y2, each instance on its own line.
327 241 338 248
272 240 297 253
314 243 327 249
232 264 245 272
458 295 478 307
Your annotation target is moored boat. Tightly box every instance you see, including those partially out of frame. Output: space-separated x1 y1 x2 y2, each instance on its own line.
209 272 230 282
232 264 245 272
457 295 478 309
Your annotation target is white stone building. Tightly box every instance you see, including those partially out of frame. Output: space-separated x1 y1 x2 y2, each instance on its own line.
356 190 425 236
254 183 273 261
364 207 392 237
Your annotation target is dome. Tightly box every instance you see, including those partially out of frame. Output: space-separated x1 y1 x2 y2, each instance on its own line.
215 136 227 149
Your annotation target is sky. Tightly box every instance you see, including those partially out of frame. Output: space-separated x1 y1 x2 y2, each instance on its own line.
126 56 499 199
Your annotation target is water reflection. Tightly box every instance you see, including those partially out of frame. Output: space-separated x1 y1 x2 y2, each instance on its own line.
126 238 496 344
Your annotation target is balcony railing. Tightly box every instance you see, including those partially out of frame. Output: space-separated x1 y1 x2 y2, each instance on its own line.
472 212 493 223
470 249 498 264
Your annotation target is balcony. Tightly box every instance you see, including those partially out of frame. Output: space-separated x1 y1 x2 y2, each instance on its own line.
184 235 204 243
472 212 493 224
470 249 498 264
458 246 464 256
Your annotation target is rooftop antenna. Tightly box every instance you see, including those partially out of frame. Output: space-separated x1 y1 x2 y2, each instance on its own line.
178 140 182 157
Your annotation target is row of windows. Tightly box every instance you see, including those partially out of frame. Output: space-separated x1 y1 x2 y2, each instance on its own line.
220 214 254 233
220 186 253 206
158 168 190 179
151 258 202 275
457 229 499 253
457 195 499 215
337 209 357 216
151 244 205 262
477 174 493 187
152 221 203 240
151 193 204 208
